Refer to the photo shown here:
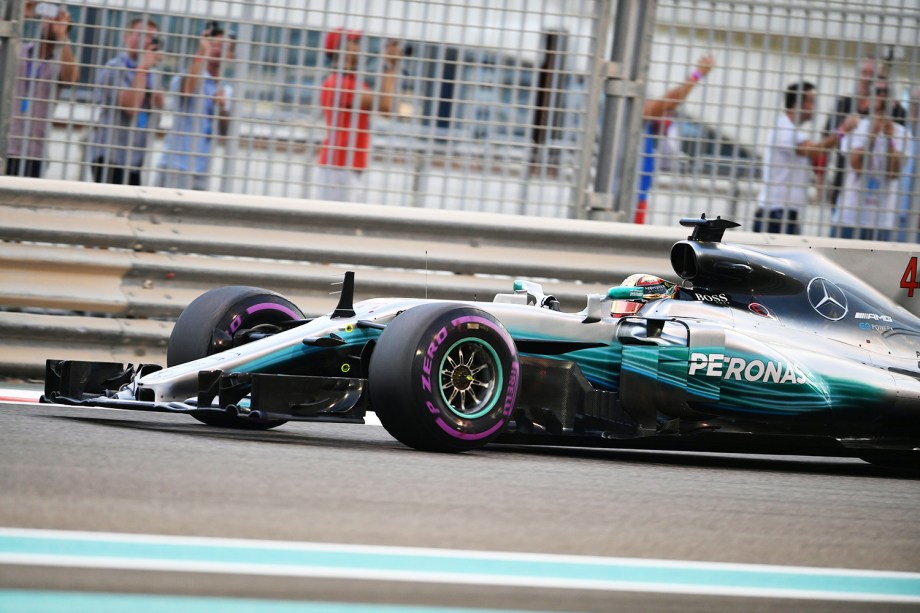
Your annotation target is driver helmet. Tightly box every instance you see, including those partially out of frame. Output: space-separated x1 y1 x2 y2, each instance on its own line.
611 273 677 317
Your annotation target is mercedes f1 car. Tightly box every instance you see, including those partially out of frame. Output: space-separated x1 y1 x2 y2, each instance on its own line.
42 216 920 467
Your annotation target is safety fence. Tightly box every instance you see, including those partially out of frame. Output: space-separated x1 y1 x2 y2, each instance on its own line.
1 1 918 239
1 0 604 218
1 178 919 379
643 1 920 241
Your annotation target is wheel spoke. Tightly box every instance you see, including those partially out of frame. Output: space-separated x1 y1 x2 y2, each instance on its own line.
463 347 479 368
469 363 488 376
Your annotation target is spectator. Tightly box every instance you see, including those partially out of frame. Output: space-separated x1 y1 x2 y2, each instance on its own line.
833 80 908 241
633 55 715 224
6 2 78 178
156 21 235 191
823 58 907 207
316 28 401 202
86 16 164 186
755 81 858 234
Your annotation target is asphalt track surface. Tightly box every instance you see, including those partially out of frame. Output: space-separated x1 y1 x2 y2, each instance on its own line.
1 394 920 612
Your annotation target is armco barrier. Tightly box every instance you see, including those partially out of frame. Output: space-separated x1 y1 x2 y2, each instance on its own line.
1 177 918 379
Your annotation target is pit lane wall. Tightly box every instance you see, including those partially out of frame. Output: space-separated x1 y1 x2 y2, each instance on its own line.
1 177 918 379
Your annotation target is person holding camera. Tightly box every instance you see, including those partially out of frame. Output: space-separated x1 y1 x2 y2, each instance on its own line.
156 22 235 190
86 16 164 186
6 2 78 178
823 59 907 210
316 28 401 202
833 80 909 241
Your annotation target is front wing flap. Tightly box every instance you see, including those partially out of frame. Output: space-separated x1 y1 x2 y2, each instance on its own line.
42 359 367 424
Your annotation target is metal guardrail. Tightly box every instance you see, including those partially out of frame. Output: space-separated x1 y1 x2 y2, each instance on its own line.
1 177 918 379
0 177 674 377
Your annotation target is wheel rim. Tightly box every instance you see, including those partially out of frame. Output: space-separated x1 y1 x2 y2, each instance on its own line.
439 338 502 419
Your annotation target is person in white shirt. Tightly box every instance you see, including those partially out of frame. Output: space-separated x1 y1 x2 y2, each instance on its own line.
834 80 908 241
756 81 858 234
157 22 235 191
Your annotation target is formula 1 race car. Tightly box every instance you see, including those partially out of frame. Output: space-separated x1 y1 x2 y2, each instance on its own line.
43 216 920 467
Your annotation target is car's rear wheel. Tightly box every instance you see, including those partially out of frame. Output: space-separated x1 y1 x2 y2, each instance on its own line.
167 286 304 429
369 303 520 452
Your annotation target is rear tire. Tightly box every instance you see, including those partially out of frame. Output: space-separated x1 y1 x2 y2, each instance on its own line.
167 286 304 429
369 303 520 452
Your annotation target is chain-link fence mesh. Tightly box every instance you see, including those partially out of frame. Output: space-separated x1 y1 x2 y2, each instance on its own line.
2 0 919 240
3 0 603 218
643 1 920 240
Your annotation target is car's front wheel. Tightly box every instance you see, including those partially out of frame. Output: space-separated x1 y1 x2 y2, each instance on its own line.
369 303 520 452
167 285 305 429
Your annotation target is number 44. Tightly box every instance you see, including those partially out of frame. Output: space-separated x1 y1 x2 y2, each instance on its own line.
901 257 920 297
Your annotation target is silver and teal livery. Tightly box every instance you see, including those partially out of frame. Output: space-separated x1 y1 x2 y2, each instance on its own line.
42 216 920 467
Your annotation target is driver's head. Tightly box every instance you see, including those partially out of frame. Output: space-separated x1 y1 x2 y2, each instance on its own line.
611 274 676 317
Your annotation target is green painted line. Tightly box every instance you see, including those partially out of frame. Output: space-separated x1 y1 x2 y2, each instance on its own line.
0 590 537 613
1 528 919 603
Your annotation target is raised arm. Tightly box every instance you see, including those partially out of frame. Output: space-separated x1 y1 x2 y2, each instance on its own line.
47 13 78 84
117 49 159 115
643 55 714 120
796 114 859 162
360 39 401 114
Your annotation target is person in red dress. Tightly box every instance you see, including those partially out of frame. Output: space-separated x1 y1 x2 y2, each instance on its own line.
317 28 400 202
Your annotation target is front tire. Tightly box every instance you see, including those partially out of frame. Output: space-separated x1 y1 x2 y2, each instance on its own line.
167 286 305 429
369 303 520 452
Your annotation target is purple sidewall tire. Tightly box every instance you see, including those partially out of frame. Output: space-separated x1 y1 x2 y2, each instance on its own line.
167 286 304 430
369 303 520 452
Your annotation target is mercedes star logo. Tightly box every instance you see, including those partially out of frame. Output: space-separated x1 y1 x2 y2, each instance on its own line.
807 277 848 321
